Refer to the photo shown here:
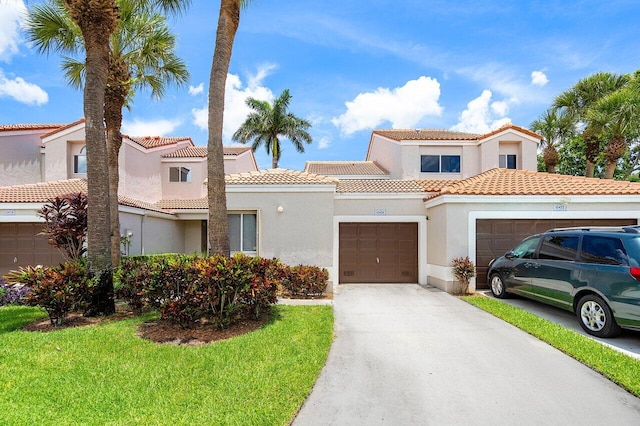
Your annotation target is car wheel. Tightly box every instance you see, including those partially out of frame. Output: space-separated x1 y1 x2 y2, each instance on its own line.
489 274 509 299
576 294 621 338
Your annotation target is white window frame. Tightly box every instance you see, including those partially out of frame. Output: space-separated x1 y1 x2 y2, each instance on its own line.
228 212 258 255
169 166 191 183
499 154 517 169
420 154 461 173
74 146 87 174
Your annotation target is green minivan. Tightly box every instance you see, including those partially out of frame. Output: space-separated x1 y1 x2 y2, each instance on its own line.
487 226 640 338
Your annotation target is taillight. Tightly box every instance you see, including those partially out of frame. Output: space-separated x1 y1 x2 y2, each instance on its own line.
630 267 640 281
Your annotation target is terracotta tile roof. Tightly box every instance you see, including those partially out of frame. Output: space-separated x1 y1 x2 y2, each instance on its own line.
416 179 461 192
162 147 207 158
156 198 207 210
125 135 192 149
430 168 640 198
224 146 252 156
337 179 425 193
0 180 171 213
161 146 252 158
0 123 65 133
372 124 542 142
225 169 338 185
0 179 87 202
304 161 389 176
118 195 171 214
40 118 86 139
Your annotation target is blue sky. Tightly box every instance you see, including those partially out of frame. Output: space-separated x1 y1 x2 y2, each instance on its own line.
1 0 640 170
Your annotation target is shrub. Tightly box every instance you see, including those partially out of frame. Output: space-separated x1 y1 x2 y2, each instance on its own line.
280 265 329 298
38 193 88 262
5 261 92 325
115 254 280 329
450 256 476 295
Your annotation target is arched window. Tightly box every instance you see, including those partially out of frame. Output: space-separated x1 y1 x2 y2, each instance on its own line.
74 146 87 174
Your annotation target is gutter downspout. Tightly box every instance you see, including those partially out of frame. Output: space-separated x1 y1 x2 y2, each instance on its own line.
141 212 147 255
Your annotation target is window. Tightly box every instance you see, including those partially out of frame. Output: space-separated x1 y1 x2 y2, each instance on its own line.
581 236 628 265
420 155 461 173
169 166 191 182
74 146 87 174
499 154 517 169
511 236 540 259
228 213 257 253
538 235 579 261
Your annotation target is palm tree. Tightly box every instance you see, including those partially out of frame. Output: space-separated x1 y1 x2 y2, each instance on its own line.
554 72 629 177
28 0 189 266
207 0 253 256
530 108 574 173
233 89 313 169
587 74 640 179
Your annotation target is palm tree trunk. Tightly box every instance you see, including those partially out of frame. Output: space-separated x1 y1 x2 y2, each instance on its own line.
64 0 118 316
583 127 600 178
207 0 240 256
604 135 627 179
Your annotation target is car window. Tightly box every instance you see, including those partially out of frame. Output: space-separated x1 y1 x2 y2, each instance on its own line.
581 235 628 266
538 235 579 261
511 236 540 259
619 236 640 267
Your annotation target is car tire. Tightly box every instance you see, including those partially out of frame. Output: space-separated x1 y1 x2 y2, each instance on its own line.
489 274 509 299
576 294 621 338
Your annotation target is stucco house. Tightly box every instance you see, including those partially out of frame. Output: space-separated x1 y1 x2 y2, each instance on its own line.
2 120 640 293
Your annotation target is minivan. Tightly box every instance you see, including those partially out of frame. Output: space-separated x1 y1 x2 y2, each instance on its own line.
487 226 640 338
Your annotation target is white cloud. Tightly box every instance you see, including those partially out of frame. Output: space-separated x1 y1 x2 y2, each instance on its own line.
0 70 48 105
331 76 443 136
451 90 512 134
0 0 27 63
531 70 549 87
191 65 275 142
317 136 330 150
122 118 182 136
188 83 203 96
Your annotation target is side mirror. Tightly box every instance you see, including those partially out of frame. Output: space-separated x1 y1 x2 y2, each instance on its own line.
505 251 515 260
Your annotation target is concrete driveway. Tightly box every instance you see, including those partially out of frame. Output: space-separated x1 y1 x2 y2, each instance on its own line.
293 284 640 425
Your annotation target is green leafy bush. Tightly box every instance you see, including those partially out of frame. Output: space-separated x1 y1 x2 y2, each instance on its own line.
115 254 280 328
280 265 329 298
5 261 92 325
450 256 476 295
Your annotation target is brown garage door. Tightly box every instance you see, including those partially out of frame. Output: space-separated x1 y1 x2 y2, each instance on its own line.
476 218 637 288
339 222 418 283
0 223 65 277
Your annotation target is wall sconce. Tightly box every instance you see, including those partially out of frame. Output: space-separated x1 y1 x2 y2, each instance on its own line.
277 206 284 213
125 229 133 238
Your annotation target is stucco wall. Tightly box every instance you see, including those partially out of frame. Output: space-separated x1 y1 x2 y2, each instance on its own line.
225 151 257 174
367 136 403 179
160 159 206 199
43 128 85 181
0 131 43 186
119 211 183 255
183 220 203 254
334 197 425 216
226 188 335 270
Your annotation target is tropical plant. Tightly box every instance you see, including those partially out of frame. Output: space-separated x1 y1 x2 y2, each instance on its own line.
38 193 88 262
27 0 189 266
451 256 476 295
587 73 640 179
207 0 254 256
554 72 629 177
233 89 313 169
530 108 574 173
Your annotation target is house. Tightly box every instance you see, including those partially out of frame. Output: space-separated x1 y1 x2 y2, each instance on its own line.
2 121 640 293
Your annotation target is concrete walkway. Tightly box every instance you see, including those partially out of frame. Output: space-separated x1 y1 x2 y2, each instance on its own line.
293 284 640 425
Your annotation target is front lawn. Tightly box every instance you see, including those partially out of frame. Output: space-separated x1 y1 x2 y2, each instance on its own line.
0 304 333 425
462 295 640 397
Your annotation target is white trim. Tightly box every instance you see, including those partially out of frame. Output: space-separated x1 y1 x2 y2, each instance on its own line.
332 215 428 286
226 184 336 193
41 122 86 143
0 215 43 223
161 158 205 163
118 205 175 219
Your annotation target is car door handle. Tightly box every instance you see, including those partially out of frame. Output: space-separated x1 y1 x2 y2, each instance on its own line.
376 257 380 264
524 262 540 268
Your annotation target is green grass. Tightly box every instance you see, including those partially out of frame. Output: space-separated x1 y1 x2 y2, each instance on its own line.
0 304 333 425
462 295 640 397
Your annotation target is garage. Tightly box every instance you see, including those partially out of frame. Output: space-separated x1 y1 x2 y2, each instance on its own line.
339 222 418 283
475 218 637 288
0 223 65 277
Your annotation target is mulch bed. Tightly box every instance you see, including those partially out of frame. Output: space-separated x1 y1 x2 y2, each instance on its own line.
20 308 272 346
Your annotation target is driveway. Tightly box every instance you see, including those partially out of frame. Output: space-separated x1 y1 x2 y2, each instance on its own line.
293 284 640 425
